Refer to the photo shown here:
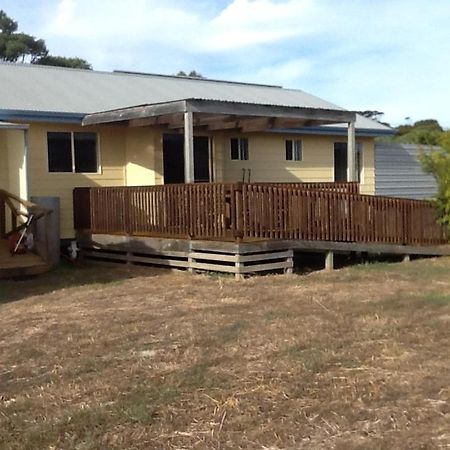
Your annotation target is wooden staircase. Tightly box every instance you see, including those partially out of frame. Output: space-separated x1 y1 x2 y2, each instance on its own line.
0 190 52 278
0 239 49 278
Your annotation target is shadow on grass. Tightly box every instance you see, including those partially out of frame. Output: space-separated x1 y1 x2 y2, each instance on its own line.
0 261 163 305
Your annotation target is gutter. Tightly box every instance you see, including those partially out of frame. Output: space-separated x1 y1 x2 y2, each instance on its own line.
0 110 84 124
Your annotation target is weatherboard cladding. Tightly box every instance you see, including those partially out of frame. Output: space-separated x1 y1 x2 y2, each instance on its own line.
0 62 391 133
374 143 437 200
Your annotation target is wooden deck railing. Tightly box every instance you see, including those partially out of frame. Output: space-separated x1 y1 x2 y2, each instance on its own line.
0 189 53 263
73 182 448 246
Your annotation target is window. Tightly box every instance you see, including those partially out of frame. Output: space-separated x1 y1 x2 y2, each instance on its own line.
285 139 303 161
47 132 98 173
230 137 249 160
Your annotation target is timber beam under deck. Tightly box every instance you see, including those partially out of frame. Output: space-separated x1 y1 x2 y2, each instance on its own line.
77 232 450 279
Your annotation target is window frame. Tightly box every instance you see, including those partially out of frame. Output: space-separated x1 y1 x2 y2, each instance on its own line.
230 137 249 161
47 131 101 174
285 139 303 162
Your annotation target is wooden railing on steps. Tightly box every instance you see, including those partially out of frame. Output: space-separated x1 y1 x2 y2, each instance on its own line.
0 189 53 263
73 182 448 246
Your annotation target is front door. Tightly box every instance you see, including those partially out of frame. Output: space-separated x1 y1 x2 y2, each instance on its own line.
163 134 185 184
193 136 211 183
334 142 347 182
163 134 211 184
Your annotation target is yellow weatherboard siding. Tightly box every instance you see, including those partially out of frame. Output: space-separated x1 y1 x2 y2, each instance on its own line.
0 130 9 191
215 132 375 195
125 126 162 186
27 122 127 239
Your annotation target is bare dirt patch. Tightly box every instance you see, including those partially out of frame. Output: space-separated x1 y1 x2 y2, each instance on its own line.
1 258 449 449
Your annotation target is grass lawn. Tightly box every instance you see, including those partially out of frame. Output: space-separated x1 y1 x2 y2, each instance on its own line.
1 258 449 449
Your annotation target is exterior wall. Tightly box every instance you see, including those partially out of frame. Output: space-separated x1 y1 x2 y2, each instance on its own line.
6 129 28 199
125 126 163 186
26 122 127 239
0 129 27 198
214 132 375 195
359 138 375 195
0 130 9 191
374 142 437 199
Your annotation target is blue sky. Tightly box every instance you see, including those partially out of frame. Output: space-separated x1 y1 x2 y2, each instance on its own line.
2 0 450 127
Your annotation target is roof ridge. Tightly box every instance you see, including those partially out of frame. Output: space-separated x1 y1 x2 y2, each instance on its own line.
0 61 283 88
112 70 283 88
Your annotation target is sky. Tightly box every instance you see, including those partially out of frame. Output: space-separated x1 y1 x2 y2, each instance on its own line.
2 0 450 127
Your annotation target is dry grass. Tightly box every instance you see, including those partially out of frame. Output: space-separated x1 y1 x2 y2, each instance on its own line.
1 257 450 449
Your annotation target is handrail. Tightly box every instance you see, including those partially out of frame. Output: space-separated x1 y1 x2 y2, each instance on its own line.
0 189 53 263
73 183 448 246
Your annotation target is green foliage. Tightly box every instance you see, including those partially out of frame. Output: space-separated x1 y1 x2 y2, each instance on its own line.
0 10 48 63
0 9 91 69
35 55 92 70
420 131 450 231
0 9 18 33
176 70 204 78
395 119 444 145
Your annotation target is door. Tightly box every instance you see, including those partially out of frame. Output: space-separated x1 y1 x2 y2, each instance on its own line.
163 134 211 184
334 142 347 182
193 136 211 183
163 134 185 184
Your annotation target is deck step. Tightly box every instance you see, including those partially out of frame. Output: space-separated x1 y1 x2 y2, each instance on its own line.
0 240 50 278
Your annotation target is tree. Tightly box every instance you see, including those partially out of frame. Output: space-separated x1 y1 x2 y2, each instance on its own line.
395 118 444 145
358 110 385 121
35 55 92 70
176 70 204 78
0 9 91 69
420 131 450 232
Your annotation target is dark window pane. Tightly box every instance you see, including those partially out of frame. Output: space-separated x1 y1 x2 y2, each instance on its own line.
285 140 293 160
74 132 97 173
230 138 239 160
47 132 72 172
240 138 249 160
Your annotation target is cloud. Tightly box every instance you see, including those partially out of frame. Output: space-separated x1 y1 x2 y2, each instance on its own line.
29 0 450 126
45 0 315 51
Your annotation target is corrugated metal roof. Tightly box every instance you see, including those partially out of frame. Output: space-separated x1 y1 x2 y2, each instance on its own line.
0 62 391 132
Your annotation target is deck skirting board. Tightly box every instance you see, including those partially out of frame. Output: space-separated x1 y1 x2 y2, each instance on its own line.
79 233 294 278
77 232 450 278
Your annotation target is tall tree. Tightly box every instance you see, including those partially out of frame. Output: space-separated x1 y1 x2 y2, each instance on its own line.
0 9 91 69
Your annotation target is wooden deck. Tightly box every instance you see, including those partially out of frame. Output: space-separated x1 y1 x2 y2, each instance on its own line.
73 182 449 277
0 240 49 278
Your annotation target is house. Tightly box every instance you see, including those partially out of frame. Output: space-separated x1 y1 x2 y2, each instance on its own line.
0 62 394 240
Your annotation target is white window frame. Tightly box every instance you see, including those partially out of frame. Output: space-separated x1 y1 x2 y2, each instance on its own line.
47 131 101 174
285 139 303 161
230 137 249 161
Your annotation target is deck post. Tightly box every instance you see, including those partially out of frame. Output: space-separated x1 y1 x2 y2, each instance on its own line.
347 121 356 182
184 111 195 183
325 251 334 271
402 254 411 263
284 249 294 274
